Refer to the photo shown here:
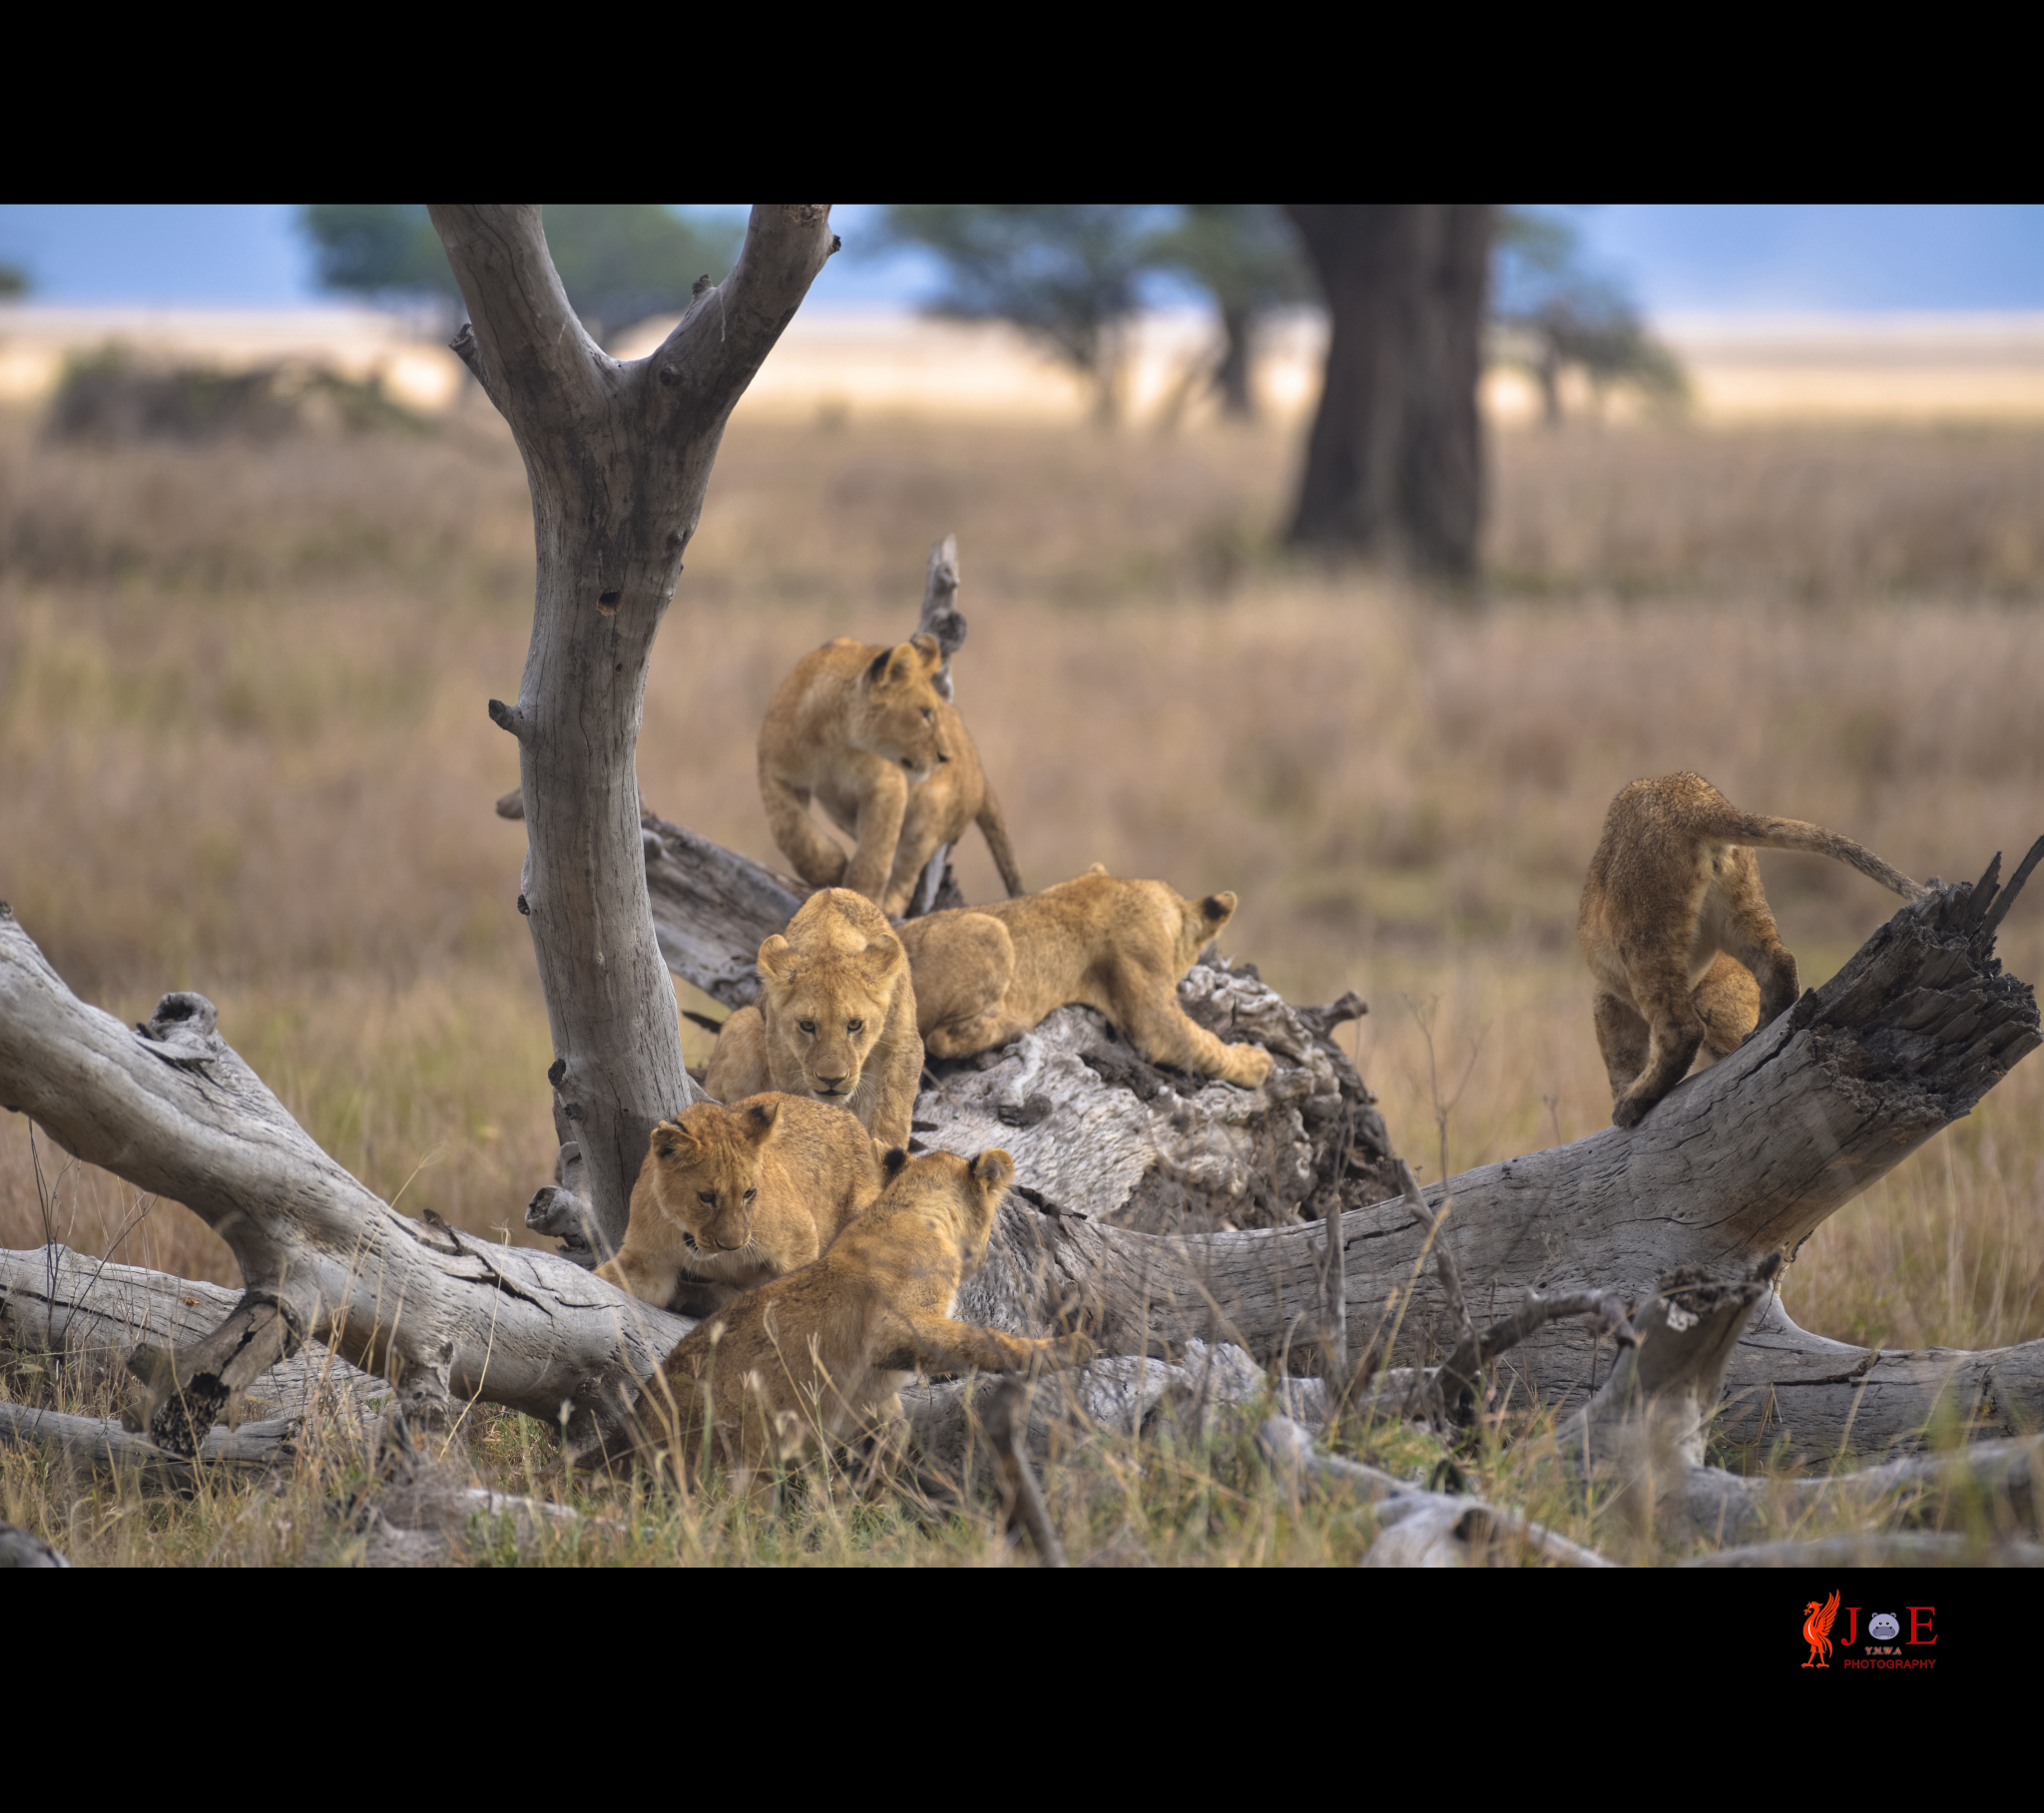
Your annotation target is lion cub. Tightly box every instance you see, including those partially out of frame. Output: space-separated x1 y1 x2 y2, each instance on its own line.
896 865 1275 1090
757 635 948 909
594 1094 881 1311
633 1146 1091 1483
1580 772 1923 1128
878 697 1025 917
702 888 924 1150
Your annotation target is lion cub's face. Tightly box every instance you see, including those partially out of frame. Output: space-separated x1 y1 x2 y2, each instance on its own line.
759 918 905 1107
852 634 948 783
646 1100 783 1261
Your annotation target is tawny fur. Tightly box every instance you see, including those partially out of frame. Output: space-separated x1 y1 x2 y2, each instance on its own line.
635 1146 1091 1486
896 865 1275 1091
877 698 1026 916
756 635 953 908
1579 772 1923 1129
702 888 924 1150
594 1094 882 1312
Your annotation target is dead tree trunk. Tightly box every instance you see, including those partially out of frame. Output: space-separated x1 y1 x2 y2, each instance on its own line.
432 203 836 1256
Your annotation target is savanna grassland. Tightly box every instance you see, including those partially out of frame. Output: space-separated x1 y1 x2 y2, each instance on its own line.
3 390 2042 1565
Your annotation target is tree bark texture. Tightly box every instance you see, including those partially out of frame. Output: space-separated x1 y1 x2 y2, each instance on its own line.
431 203 836 1255
1284 205 1492 576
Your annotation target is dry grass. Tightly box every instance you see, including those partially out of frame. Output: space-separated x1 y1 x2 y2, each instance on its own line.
1 398 2041 1562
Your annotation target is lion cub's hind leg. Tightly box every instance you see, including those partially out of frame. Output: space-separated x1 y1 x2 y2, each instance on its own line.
1590 991 1652 1106
913 914 1021 1060
1692 952 1761 1066
1708 846 1798 1032
1610 950 1707 1129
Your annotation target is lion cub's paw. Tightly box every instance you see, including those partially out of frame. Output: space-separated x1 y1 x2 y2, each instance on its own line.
1225 1045 1276 1090
1611 1095 1650 1130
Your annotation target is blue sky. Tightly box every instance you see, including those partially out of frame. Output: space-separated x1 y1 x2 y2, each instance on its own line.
2 204 2040 313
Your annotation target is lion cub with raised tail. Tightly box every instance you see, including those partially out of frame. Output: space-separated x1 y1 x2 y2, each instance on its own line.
896 865 1275 1090
702 888 923 1150
632 1146 1091 1484
595 1094 881 1311
1580 772 1924 1129
757 635 951 908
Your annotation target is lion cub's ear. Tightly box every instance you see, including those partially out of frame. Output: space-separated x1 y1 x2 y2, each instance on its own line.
757 932 796 983
1085 862 1109 877
743 1098 782 1145
857 934 905 990
970 1149 1016 1193
1202 891 1238 927
908 632 943 670
880 1146 910 1178
652 1120 694 1162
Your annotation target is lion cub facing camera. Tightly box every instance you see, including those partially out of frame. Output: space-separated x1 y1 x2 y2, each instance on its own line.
702 888 924 1151
595 1095 881 1311
629 1146 1091 1484
1580 772 1923 1129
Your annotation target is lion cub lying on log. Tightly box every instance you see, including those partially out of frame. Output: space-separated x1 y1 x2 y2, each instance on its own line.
1580 772 1924 1129
633 1146 1091 1483
895 865 1275 1090
758 634 1024 917
703 888 923 1150
594 1095 881 1311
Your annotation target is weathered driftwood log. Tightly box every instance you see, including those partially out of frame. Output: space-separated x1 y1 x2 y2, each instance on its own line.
0 908 694 1449
434 203 836 1257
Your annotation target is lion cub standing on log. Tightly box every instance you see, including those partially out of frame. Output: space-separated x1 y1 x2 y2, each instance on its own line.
628 1146 1090 1484
896 865 1275 1090
758 634 1025 917
703 888 923 1150
595 1095 881 1311
1580 772 1924 1129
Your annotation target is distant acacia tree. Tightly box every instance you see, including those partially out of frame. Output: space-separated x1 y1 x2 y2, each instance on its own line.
1147 205 1312 420
300 205 742 347
1284 205 1492 578
877 206 1157 422
0 261 29 298
1493 210 1687 426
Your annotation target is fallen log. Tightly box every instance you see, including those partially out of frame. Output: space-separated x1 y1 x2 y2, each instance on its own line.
3 838 2037 1471
0 909 695 1450
628 804 2042 1459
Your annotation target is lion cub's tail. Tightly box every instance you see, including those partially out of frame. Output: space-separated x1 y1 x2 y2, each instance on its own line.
1702 809 1925 901
976 786 1026 898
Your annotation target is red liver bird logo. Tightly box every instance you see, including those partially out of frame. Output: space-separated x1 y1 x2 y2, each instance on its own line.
1802 1590 1841 1667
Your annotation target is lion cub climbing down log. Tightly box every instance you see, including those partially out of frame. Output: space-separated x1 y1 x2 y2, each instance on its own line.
594 1095 881 1311
758 634 1023 917
703 888 923 1150
627 1146 1091 1484
896 865 1276 1090
1580 772 1924 1128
